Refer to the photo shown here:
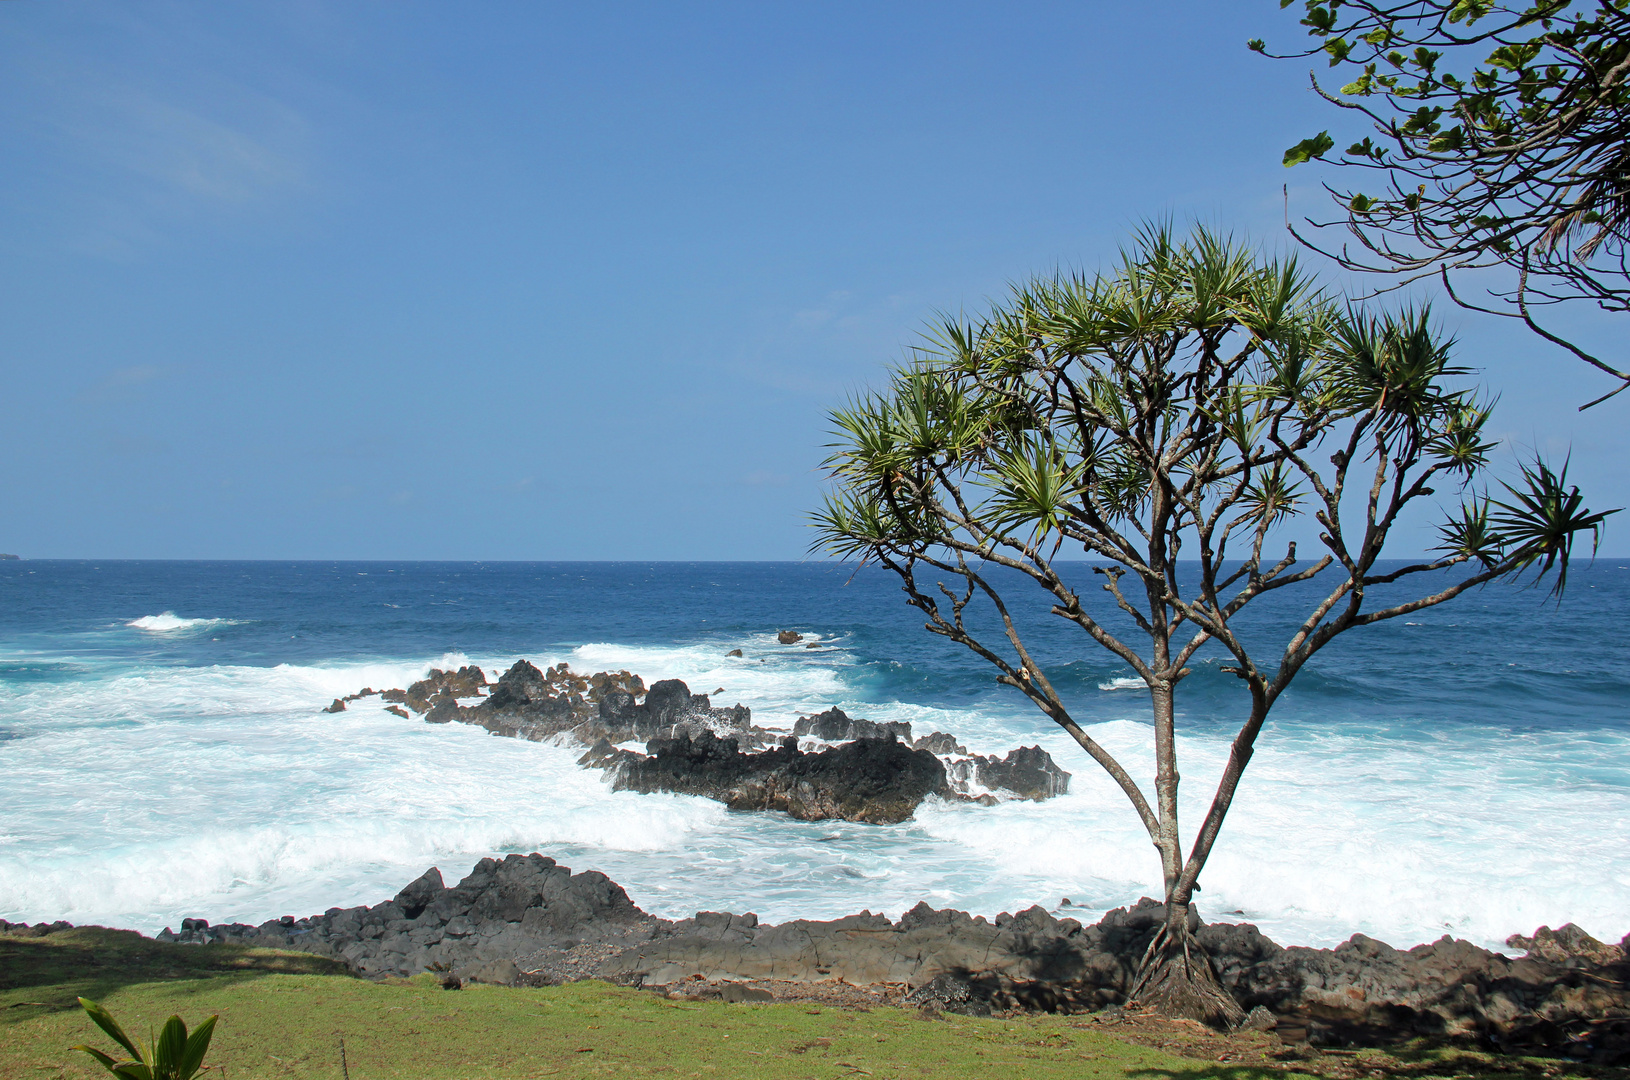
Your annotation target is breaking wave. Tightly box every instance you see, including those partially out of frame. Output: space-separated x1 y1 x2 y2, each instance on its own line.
126 612 240 633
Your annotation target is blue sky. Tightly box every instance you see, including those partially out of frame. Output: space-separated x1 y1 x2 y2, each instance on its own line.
2 1 1624 559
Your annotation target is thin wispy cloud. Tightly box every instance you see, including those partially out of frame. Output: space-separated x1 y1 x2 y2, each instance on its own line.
81 364 178 402
103 91 308 205
3 17 315 255
98 430 170 458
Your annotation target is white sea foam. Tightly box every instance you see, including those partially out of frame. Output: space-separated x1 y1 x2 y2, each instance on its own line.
1098 677 1145 691
1 649 1626 950
125 612 240 633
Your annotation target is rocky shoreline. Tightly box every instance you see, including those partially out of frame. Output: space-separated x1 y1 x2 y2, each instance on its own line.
323 659 1073 823
5 854 1625 1063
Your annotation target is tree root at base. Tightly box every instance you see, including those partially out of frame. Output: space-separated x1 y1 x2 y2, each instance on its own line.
1127 922 1247 1030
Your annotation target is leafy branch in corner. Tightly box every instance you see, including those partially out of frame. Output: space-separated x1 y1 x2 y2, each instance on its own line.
1255 0 1630 407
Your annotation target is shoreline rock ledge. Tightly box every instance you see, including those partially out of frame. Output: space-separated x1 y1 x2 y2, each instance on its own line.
20 854 1619 1062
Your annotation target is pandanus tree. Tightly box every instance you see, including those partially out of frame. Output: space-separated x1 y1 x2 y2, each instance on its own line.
812 224 1615 1026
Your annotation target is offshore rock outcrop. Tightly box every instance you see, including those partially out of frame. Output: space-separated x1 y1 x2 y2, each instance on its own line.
334 661 1072 822
78 854 1628 1063
583 730 952 824
395 661 762 749
792 706 911 743
946 746 1072 802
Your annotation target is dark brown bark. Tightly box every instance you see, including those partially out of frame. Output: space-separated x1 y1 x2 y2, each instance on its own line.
1126 899 1245 1029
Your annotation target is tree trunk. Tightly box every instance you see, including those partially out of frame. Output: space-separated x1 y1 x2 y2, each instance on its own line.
1126 898 1246 1029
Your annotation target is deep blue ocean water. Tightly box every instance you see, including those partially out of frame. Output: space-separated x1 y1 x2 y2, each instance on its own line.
1 559 1626 951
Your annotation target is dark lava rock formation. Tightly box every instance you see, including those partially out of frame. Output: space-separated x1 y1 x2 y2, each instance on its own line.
792 706 911 743
582 730 952 824
946 746 1072 801
391 661 758 748
36 854 1620 1063
333 661 1072 823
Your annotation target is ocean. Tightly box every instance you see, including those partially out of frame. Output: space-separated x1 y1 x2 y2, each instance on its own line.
1 559 1626 954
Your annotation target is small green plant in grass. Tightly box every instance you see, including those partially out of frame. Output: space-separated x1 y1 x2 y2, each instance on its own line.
71 996 218 1080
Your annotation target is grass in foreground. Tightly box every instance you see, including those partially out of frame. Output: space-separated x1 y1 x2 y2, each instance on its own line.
3 927 1622 1080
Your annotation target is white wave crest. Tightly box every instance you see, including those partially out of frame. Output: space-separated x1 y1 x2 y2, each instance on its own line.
1098 677 1144 691
126 612 239 633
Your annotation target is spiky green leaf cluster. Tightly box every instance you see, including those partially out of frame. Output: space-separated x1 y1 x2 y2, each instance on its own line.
1490 456 1619 591
815 223 1614 606
815 225 1542 571
72 998 218 1080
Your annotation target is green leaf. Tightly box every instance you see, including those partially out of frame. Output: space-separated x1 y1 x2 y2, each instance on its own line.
1487 41 1541 72
1283 131 1335 166
1428 126 1465 151
1241 463 1305 525
1247 38 1266 52
154 1016 188 1076
1448 0 1494 24
1350 192 1374 212
177 1016 218 1080
72 1045 125 1073
1302 5 1336 33
77 999 144 1064
1434 498 1504 567
1491 456 1621 596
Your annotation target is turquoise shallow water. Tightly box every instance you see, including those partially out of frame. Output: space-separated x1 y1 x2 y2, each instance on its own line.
0 559 1626 951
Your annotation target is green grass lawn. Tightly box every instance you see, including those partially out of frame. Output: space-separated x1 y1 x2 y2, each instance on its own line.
3 927 1614 1080
0 927 1271 1080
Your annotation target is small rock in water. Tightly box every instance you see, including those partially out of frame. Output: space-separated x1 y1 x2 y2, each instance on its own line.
726 649 743 657
973 746 1071 800
913 732 967 756
793 707 911 744
322 698 346 714
777 630 803 644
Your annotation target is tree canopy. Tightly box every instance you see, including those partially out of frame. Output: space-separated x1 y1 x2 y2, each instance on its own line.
1256 0 1630 406
812 223 1615 1023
